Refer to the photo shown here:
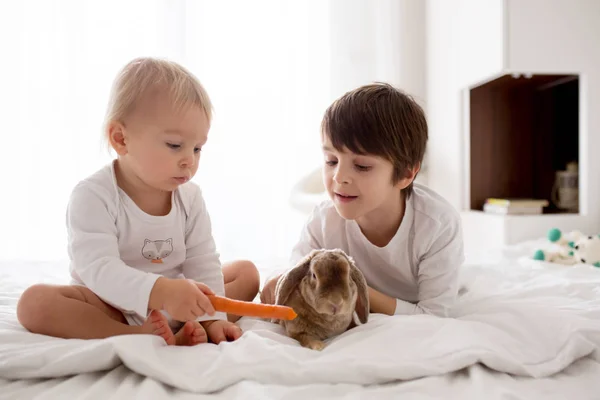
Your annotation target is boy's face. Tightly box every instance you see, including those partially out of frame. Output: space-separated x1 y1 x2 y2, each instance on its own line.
321 134 412 222
110 90 210 193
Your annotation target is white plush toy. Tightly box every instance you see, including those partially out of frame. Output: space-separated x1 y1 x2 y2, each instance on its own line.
533 228 600 268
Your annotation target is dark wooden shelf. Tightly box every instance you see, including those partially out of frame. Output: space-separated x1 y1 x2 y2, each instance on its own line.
469 73 579 213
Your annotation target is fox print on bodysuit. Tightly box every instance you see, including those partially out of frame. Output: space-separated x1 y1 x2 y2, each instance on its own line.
142 239 173 264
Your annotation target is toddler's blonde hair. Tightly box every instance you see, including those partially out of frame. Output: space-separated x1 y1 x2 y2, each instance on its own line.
103 57 213 143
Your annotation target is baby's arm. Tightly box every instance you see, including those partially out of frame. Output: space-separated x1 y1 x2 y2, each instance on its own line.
67 183 163 318
392 216 464 317
180 185 227 322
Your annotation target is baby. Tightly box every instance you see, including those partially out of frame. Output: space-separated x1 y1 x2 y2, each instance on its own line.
17 57 260 345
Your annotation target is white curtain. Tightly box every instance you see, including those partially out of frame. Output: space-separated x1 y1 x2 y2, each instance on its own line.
184 1 330 266
0 0 424 268
0 0 329 267
0 0 184 261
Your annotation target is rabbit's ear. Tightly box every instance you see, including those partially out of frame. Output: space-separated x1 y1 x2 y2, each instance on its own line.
348 256 370 324
275 250 319 306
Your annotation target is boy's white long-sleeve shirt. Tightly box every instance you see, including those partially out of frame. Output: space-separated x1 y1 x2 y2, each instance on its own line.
67 161 227 323
290 183 465 317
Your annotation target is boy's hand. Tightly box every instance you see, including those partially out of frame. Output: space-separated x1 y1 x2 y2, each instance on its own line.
202 320 243 344
259 274 282 305
149 277 216 321
368 285 398 315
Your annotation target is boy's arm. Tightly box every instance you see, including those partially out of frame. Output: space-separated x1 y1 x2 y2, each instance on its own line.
67 184 163 318
367 286 398 315
371 218 464 317
180 185 227 322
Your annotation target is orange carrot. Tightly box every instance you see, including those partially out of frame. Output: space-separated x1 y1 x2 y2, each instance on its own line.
207 295 297 320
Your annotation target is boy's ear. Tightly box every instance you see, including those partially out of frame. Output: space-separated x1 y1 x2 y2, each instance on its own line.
410 162 421 178
396 162 421 189
108 121 128 156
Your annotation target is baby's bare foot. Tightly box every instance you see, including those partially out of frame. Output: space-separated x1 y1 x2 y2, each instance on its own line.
174 321 208 346
141 310 175 345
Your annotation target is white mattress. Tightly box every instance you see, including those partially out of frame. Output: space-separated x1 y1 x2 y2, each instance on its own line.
2 240 600 399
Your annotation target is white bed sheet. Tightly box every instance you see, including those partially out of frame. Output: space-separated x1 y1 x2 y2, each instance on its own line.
1 241 600 399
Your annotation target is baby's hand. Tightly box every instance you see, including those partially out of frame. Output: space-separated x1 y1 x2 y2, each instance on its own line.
150 277 216 321
259 274 281 305
203 320 243 344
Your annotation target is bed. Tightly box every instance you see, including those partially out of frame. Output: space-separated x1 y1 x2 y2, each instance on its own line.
2 239 600 399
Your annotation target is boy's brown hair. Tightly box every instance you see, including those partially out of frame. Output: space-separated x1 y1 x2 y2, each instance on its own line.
321 82 427 196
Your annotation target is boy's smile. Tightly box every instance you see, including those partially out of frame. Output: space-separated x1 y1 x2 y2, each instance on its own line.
334 192 358 203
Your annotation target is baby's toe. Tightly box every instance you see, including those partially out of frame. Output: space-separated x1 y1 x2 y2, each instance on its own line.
144 310 175 345
183 321 196 334
192 327 208 344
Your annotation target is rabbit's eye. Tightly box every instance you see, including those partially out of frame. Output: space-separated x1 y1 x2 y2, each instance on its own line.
311 272 316 279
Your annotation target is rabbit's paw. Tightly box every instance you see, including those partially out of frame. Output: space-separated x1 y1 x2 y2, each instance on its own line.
294 333 326 351
306 340 325 351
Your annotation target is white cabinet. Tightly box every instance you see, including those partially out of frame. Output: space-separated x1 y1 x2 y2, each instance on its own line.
426 0 600 251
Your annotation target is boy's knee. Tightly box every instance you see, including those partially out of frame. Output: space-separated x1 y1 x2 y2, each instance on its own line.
17 284 53 332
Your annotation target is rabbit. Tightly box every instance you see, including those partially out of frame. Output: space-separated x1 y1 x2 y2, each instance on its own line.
273 248 370 350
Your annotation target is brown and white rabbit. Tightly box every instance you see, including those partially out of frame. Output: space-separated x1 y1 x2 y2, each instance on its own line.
274 248 370 350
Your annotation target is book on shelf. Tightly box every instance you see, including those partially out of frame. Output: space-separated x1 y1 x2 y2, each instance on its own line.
483 203 543 215
485 198 549 208
483 198 548 215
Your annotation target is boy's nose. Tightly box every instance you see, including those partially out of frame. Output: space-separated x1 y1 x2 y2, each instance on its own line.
333 169 351 184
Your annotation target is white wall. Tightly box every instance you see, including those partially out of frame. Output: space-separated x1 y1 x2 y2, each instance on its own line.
291 0 428 213
425 0 505 210
328 0 426 104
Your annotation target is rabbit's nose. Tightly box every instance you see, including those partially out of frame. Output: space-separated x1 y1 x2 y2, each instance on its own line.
330 301 343 315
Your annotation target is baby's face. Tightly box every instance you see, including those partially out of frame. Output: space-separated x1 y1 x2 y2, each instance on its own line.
118 90 210 192
321 135 406 224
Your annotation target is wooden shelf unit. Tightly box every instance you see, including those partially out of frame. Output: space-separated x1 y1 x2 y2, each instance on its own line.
469 73 579 213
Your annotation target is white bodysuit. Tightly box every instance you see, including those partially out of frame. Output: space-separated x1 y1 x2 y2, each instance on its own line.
67 161 227 327
290 183 465 317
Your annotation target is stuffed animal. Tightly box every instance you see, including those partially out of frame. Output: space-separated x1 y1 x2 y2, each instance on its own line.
533 228 600 267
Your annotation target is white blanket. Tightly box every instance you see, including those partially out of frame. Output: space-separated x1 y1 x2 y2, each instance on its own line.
1 253 600 394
